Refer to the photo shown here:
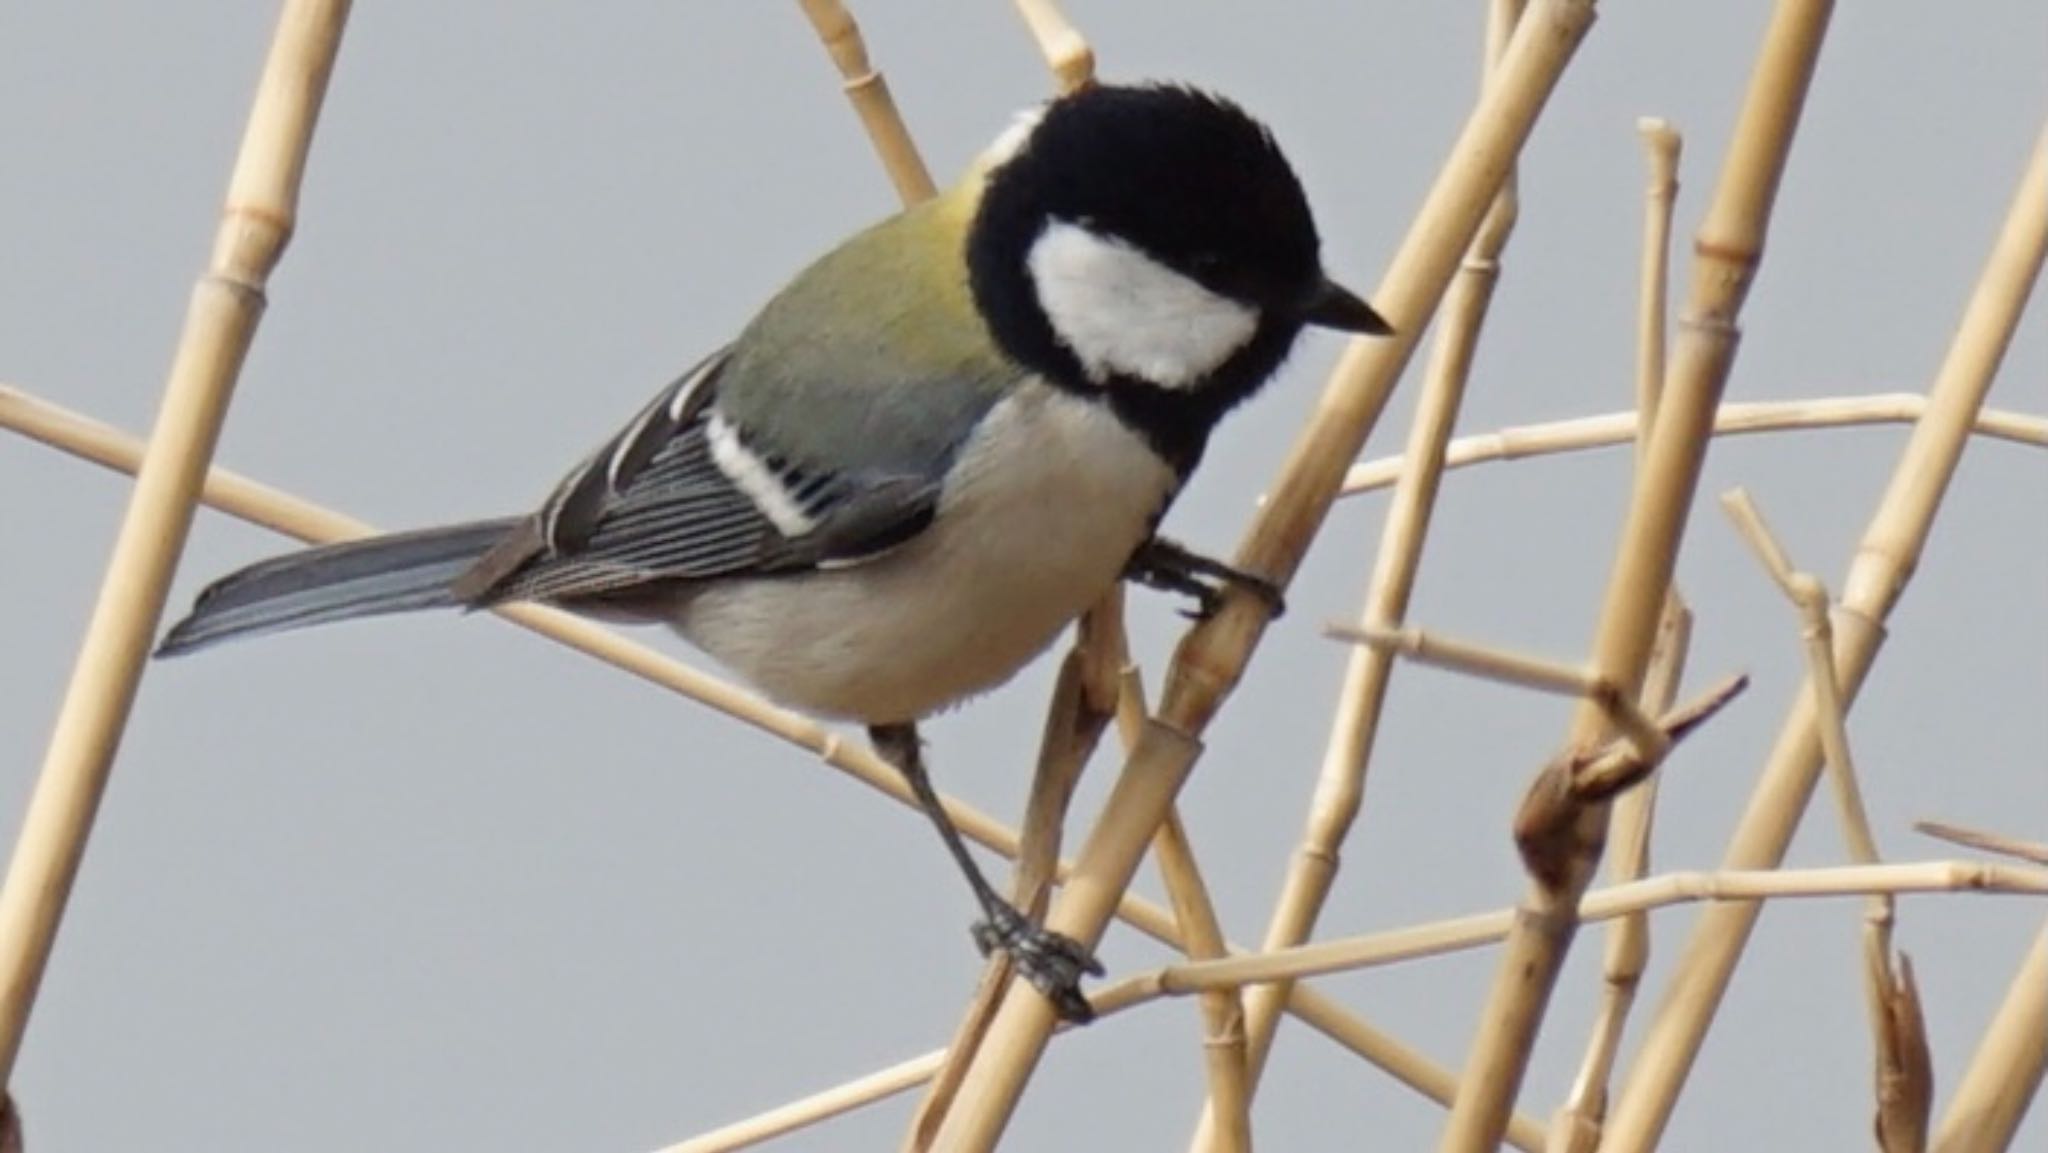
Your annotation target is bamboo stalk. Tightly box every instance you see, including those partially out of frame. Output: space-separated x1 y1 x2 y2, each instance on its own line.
1572 143 1687 1138
1339 395 2048 496
906 613 1126 1151
927 7 1600 1147
1561 117 1688 1133
1930 924 2048 1153
1915 821 2048 868
1144 862 2048 996
1013 0 1094 92
1599 121 2048 1153
1197 6 1529 1140
1328 623 1616 701
795 0 935 203
1722 486 1932 1148
1550 601 1691 1153
662 1047 948 1153
0 381 1500 1134
1633 118 1682 440
0 0 350 1090
659 855 2043 1153
1440 6 1835 1148
1156 812 1251 1153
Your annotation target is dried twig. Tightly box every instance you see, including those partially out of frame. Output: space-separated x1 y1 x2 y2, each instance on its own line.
1195 5 1530 1144
666 859 2046 1153
0 0 351 1089
1339 396 2048 497
1930 924 2048 1153
1559 115 1687 1137
1603 120 2048 1153
1143 861 2048 996
1870 947 1932 1153
1441 7 1836 1147
1915 821 2048 868
1013 0 1094 92
795 0 934 202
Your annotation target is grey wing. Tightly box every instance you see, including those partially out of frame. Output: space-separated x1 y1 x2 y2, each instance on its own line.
458 347 950 606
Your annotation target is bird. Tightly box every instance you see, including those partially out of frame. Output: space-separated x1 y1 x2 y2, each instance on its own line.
157 81 1391 1022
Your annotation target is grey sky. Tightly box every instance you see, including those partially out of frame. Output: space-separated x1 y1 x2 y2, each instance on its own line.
3 3 2044 1150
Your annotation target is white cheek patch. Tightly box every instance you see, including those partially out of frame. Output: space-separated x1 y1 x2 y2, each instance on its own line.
1025 220 1260 390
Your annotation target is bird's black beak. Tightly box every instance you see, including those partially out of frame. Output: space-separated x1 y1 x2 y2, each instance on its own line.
1301 276 1393 335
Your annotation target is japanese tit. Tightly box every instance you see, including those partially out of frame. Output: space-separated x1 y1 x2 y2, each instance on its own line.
159 82 1391 1021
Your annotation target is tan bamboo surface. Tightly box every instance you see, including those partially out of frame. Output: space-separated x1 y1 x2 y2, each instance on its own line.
1551 608 1691 1153
1632 119 1681 441
927 5 1602 1148
0 380 1524 1147
1599 121 2048 1153
1561 129 1687 1148
1554 117 1689 1138
1340 395 2048 495
1141 862 2048 995
1916 821 2048 867
656 853 2048 1153
1720 486 1933 1149
1013 0 1094 93
1436 4 1836 1148
1931 923 2048 1153
1191 6 1527 1145
0 0 351 1092
796 0 936 203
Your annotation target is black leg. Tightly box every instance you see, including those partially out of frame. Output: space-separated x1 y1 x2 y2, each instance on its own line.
1124 536 1286 620
867 723 1103 1023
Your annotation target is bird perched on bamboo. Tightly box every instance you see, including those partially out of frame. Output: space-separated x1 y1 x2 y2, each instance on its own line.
159 81 1391 1021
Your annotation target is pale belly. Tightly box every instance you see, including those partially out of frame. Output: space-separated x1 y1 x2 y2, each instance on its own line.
669 386 1179 724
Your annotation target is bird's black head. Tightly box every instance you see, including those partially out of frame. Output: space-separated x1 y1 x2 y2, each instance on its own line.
967 82 1389 471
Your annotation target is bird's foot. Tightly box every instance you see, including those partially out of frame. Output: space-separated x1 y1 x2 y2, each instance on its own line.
1125 536 1287 622
971 901 1104 1024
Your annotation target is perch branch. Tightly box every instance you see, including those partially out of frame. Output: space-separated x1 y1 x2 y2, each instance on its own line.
1601 120 2048 1153
0 0 351 1090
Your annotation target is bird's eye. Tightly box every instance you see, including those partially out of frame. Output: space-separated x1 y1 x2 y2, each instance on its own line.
1189 251 1224 275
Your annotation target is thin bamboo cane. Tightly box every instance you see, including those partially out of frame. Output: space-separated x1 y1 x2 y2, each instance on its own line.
1558 119 1688 1138
1720 487 1930 1149
1194 7 1527 1142
1341 395 2048 496
1571 135 1686 1139
796 0 935 203
1548 602 1689 1153
1144 861 2048 995
1632 118 1681 440
662 1047 947 1153
0 0 351 1090
1156 810 1251 1153
1599 122 2048 1153
0 382 1507 1137
906 622 1125 1152
1915 822 2048 868
1013 0 1094 93
658 856 2043 1153
1930 924 2048 1153
1439 5 1836 1147
928 8 1601 1146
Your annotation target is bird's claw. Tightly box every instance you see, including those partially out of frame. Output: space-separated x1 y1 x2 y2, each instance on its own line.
1127 537 1287 622
972 902 1104 1023
1173 571 1285 622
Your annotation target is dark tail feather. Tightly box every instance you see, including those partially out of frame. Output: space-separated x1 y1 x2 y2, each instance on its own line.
156 516 525 657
